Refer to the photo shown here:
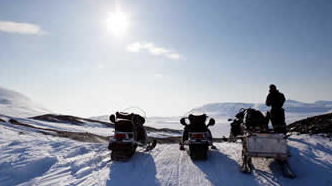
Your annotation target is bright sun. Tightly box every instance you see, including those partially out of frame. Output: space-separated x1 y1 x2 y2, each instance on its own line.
107 10 129 36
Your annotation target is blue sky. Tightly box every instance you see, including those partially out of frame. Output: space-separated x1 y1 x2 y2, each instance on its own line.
0 0 332 117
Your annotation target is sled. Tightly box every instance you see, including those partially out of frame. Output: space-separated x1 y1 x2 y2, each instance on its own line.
240 132 296 178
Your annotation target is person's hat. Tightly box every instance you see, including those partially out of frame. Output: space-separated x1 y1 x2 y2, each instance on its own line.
269 84 276 90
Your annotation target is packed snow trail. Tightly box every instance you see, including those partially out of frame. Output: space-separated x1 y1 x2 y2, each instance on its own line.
1 121 332 186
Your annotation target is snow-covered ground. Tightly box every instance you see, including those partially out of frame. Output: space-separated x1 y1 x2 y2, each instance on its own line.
1 121 332 186
1 86 332 186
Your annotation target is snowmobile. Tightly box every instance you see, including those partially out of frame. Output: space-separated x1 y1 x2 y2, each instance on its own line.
108 111 157 161
179 114 215 160
229 108 269 141
229 108 296 178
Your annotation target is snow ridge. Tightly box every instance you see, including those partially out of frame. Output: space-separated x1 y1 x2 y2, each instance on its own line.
0 86 49 117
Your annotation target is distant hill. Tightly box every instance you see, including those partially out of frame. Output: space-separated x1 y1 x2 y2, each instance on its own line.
287 113 332 134
2 85 331 123
0 86 49 117
314 100 332 107
189 100 332 118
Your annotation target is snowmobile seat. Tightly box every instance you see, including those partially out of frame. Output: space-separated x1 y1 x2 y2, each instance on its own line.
113 112 147 142
116 112 133 121
114 112 146 132
115 119 134 132
188 114 208 132
243 109 269 132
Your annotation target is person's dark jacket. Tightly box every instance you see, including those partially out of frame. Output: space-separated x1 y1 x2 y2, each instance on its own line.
265 90 286 109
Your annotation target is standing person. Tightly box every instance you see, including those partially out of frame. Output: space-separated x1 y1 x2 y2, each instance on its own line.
266 84 286 133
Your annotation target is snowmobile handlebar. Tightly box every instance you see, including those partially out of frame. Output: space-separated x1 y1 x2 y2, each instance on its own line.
180 115 215 127
180 118 187 126
109 112 145 125
110 114 116 123
207 118 215 127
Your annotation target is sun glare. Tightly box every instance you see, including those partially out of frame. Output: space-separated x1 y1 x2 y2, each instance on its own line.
107 10 129 36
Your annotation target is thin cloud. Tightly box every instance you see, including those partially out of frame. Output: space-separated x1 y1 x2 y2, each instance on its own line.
0 20 46 35
166 53 180 60
154 73 172 79
126 42 181 60
98 63 104 69
154 73 164 78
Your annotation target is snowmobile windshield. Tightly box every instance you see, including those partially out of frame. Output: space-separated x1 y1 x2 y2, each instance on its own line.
122 107 146 119
184 109 208 117
184 110 210 125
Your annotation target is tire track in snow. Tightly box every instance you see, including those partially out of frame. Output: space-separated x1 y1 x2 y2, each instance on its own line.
153 145 213 186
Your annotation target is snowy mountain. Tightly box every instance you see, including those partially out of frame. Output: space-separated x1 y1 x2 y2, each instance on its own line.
0 86 49 118
314 100 332 107
189 102 257 117
183 100 332 137
189 100 332 118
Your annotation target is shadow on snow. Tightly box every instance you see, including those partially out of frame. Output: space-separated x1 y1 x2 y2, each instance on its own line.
193 150 260 186
106 151 160 186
